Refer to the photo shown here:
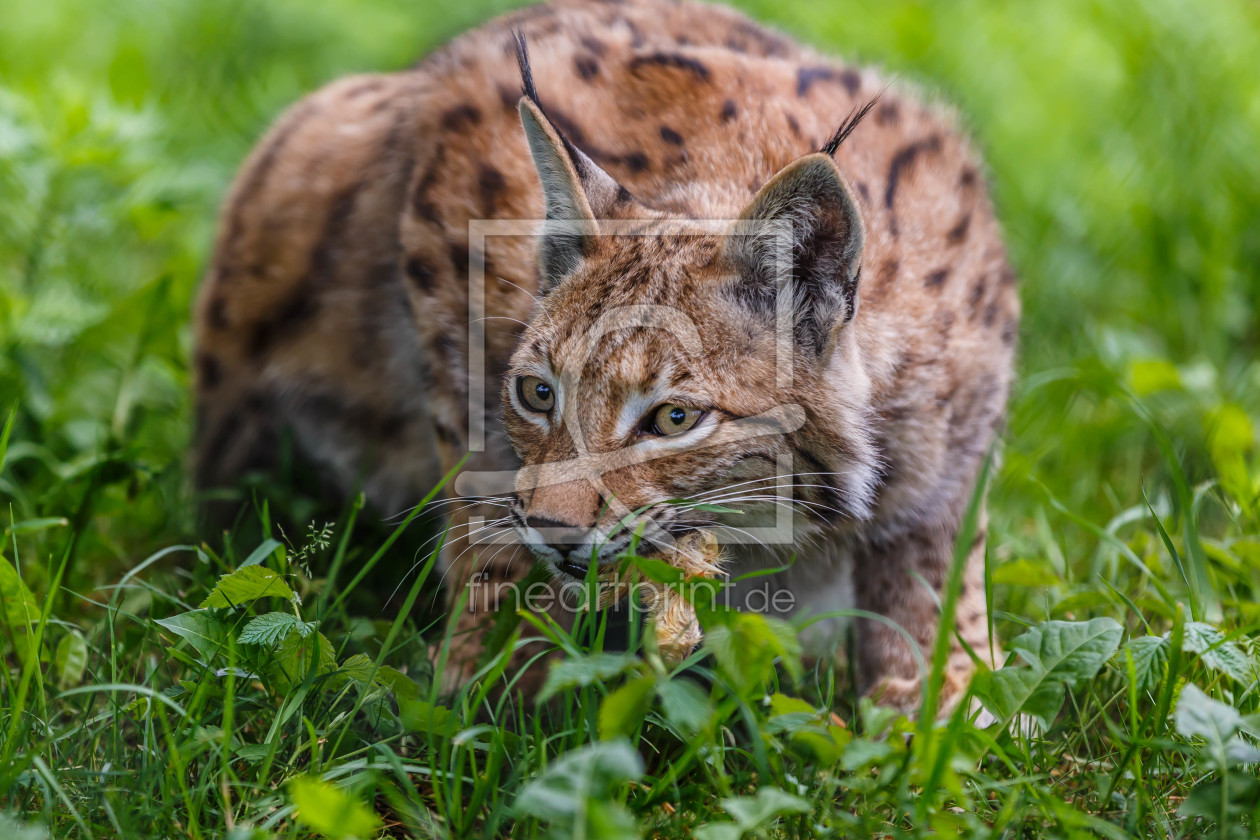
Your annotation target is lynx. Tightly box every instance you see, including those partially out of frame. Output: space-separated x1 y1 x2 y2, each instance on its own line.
194 0 1018 710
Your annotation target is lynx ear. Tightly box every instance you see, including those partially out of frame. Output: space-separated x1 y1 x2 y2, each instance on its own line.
518 98 626 292
725 153 865 356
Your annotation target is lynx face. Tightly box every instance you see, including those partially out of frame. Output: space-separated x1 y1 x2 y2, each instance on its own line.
503 96 874 578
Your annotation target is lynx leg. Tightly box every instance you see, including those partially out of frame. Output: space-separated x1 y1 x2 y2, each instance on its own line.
430 437 567 696
853 510 994 716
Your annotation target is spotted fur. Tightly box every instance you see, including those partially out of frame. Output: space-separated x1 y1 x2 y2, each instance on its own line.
193 0 1018 711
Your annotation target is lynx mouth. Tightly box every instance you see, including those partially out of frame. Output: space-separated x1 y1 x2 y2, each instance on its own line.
556 559 591 579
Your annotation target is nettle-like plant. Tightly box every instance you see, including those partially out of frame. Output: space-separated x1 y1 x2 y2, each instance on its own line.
145 531 432 736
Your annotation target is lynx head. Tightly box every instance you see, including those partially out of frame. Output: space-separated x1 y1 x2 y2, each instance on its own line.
503 35 879 578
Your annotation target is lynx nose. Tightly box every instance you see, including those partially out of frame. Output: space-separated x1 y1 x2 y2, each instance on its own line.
524 515 586 545
522 515 596 577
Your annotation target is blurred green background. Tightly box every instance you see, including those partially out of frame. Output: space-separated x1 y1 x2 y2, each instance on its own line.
1 0 1258 621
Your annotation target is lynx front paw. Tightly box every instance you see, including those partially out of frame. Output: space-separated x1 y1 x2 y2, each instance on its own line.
865 665 972 719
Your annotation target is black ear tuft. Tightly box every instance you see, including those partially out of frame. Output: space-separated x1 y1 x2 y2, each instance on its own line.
820 94 881 157
513 29 585 170
512 29 541 108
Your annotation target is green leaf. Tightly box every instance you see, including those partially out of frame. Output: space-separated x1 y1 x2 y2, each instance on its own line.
599 674 656 740
261 631 337 695
54 629 88 690
1182 622 1257 684
336 652 377 684
1179 777 1260 840
1175 683 1260 767
721 787 811 829
538 652 639 703
1118 635 1169 693
693 824 743 840
976 617 1123 729
237 612 313 646
374 665 424 703
333 655 424 703
704 612 802 695
234 744 270 764
840 737 896 771
1127 358 1181 395
764 693 850 765
399 700 457 736
656 678 712 736
627 554 685 584
0 555 39 629
288 776 381 840
155 610 230 661
0 812 47 840
200 565 297 609
513 740 643 832
1206 403 1257 510
991 557 1062 587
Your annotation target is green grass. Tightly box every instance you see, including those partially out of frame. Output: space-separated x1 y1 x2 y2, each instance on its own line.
3 0 1260 837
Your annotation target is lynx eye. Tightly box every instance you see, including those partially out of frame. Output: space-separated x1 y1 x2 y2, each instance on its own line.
650 404 702 437
518 376 555 412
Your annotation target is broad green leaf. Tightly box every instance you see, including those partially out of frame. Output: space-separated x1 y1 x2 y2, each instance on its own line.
374 665 423 703
288 776 381 840
704 612 802 694
693 825 742 840
333 655 423 703
1179 777 1260 840
399 700 457 736
598 673 655 740
261 631 337 695
1175 683 1260 767
237 612 313 646
336 652 377 684
627 554 685 584
768 692 816 718
656 678 712 736
1182 622 1256 684
840 737 896 771
513 740 643 826
765 693 849 764
1118 635 1169 693
538 652 639 703
976 618 1123 729
155 610 230 661
0 555 39 629
1127 358 1181 395
234 744 270 764
1206 404 1256 509
55 629 88 690
991 557 1062 587
0 812 47 840
200 565 296 609
721 787 811 829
